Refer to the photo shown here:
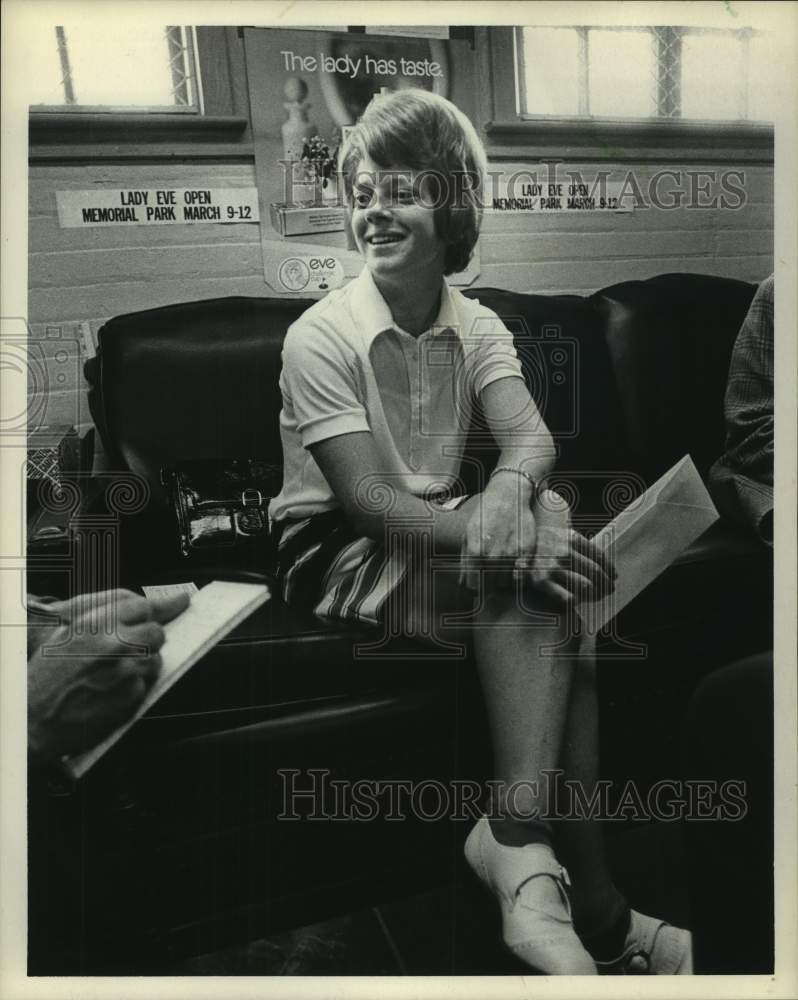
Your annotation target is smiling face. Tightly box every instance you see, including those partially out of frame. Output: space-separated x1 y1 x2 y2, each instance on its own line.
349 154 447 286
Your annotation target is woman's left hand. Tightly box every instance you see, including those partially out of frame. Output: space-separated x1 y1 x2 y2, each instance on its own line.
517 490 617 606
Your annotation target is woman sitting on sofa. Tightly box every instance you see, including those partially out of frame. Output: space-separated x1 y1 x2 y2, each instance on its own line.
268 89 691 975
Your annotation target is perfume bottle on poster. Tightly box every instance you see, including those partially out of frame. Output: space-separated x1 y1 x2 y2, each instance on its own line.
281 76 316 162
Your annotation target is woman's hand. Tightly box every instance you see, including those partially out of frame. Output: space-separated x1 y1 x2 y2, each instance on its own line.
518 490 617 606
459 484 617 605
460 475 539 589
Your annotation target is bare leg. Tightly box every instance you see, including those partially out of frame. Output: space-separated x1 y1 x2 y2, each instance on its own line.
398 520 579 825
401 556 598 972
473 575 578 824
384 496 608 971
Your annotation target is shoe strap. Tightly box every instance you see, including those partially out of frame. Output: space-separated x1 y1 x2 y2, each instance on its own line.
595 945 652 973
471 817 572 912
514 864 574 918
597 949 652 974
594 914 668 973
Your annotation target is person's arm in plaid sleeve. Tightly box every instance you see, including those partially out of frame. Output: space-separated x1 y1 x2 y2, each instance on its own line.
709 275 774 545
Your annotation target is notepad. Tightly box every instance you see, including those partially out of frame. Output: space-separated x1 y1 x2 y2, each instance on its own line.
141 581 199 601
65 580 270 779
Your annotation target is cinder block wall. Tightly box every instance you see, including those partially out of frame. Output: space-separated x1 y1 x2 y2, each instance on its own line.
28 162 261 441
478 161 773 294
28 156 773 448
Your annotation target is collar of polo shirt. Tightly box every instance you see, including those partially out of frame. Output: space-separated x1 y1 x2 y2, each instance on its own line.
349 266 459 346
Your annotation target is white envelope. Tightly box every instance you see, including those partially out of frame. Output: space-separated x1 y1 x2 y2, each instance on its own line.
579 454 719 632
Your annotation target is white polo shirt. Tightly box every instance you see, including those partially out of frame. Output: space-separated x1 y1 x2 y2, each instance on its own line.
269 266 524 522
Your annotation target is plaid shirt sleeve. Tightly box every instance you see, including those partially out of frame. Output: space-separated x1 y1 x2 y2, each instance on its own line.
709 275 774 545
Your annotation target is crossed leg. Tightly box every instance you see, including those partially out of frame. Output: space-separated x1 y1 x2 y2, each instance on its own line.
387 504 626 972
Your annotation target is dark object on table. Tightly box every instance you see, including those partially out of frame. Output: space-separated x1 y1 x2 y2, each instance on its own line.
162 458 281 558
26 423 83 486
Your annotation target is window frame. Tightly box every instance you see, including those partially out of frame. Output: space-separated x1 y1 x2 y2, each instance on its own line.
480 26 774 163
28 27 251 161
29 26 203 115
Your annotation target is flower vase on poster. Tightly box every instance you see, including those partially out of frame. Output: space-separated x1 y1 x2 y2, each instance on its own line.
300 135 340 206
272 131 343 233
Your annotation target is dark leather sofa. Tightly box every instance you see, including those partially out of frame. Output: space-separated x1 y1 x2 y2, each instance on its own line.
29 272 773 973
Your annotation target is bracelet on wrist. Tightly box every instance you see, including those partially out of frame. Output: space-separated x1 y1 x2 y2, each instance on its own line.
489 466 539 496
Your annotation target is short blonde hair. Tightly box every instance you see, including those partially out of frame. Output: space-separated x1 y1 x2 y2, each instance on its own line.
341 89 487 276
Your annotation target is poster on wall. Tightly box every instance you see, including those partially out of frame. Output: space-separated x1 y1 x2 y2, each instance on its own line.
243 27 480 296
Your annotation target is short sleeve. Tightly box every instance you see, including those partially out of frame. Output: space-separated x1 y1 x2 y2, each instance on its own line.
461 312 524 400
281 323 370 447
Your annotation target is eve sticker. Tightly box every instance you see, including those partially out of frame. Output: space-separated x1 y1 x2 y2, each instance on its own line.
277 255 344 293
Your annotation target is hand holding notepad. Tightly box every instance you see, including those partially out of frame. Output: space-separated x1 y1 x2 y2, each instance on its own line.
65 580 270 778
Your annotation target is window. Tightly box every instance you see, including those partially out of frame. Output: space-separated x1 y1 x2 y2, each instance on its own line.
27 26 250 156
28 25 201 113
517 25 775 123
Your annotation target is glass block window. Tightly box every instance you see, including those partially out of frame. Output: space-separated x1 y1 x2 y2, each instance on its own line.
517 25 775 123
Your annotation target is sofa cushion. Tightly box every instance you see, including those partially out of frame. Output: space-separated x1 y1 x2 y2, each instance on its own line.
88 296 315 492
594 273 757 481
